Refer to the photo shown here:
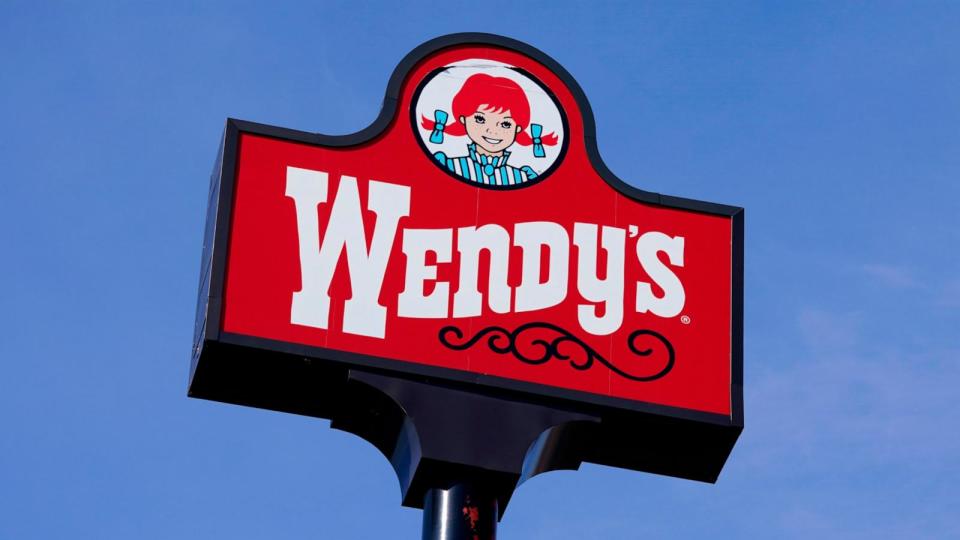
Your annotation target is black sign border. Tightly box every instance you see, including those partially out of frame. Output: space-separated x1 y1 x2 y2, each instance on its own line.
190 32 744 486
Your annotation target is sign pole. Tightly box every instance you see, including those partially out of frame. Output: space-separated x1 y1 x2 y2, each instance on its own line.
422 482 498 540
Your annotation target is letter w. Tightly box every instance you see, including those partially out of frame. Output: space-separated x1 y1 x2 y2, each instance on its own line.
285 167 410 338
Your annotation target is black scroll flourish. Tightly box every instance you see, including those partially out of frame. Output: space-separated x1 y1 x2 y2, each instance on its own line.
437 323 675 382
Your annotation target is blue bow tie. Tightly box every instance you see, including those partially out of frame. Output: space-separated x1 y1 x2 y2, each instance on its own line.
468 144 510 176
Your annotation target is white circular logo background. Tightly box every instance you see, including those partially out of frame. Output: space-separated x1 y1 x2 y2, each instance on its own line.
413 58 567 186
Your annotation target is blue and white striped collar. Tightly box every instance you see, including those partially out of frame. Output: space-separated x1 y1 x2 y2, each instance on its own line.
467 143 511 168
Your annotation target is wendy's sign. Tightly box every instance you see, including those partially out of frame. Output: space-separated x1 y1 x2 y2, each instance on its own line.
190 34 743 512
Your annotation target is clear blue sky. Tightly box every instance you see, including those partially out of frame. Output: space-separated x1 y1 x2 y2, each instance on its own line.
2 2 958 538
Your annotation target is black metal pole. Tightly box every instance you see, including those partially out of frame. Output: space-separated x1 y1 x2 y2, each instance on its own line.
422 482 498 540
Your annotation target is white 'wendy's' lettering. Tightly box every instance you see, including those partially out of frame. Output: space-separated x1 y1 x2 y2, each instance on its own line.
284 167 686 338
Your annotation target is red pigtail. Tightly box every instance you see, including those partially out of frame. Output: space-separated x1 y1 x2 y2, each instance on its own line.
420 114 467 137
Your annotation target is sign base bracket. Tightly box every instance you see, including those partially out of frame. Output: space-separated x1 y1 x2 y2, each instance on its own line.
331 369 600 517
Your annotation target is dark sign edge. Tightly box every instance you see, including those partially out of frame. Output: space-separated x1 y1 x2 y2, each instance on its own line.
190 33 745 480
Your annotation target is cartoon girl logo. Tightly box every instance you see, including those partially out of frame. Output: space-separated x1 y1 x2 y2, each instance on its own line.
412 60 567 189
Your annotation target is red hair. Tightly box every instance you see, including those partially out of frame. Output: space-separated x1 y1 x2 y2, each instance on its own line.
421 73 559 147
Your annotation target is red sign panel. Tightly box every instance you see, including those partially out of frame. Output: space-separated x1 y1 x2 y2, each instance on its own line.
193 36 742 430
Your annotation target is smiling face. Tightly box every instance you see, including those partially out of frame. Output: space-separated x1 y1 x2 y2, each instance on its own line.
460 105 523 155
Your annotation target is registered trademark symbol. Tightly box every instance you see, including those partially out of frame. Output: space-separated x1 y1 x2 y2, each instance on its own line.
680 315 691 324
